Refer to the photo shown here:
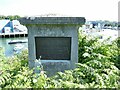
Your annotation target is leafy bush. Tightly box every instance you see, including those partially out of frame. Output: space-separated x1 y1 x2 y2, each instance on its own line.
78 31 120 69
0 31 120 88
0 50 33 88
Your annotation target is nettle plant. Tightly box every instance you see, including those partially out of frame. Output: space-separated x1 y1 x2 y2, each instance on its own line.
34 56 43 73
0 50 33 88
78 30 119 66
77 31 120 87
0 50 48 88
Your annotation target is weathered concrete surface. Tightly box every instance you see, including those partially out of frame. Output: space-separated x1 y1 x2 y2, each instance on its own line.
19 17 85 25
19 17 86 76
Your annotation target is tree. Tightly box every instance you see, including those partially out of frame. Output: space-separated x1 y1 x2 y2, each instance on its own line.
0 15 21 20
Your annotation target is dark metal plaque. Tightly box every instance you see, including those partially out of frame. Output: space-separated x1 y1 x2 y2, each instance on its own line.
35 37 71 60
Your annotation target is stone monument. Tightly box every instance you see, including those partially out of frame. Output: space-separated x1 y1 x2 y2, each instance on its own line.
19 15 85 76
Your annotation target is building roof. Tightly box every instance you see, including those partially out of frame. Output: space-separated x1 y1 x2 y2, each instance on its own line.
0 20 10 31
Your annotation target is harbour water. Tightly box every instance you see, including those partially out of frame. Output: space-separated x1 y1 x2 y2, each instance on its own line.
0 29 118 57
0 37 28 57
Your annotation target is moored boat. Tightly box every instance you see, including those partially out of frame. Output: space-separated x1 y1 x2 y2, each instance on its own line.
13 44 24 51
8 40 28 44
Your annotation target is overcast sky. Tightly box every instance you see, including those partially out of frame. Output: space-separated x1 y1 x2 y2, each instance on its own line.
0 0 119 21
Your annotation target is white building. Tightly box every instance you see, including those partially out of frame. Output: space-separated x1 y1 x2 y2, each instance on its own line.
12 20 27 32
0 20 27 33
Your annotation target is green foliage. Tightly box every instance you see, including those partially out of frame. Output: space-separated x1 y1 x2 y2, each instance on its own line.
49 62 119 88
0 31 120 88
0 50 33 88
78 31 120 68
0 15 21 20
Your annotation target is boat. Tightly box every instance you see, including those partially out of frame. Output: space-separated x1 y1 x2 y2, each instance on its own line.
8 40 28 44
13 44 24 51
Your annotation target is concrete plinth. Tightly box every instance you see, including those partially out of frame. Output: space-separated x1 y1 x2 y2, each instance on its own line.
19 17 85 76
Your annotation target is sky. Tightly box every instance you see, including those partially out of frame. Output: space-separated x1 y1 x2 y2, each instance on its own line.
0 0 119 21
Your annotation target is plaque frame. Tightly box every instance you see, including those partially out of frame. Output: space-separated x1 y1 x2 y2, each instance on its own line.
35 37 71 60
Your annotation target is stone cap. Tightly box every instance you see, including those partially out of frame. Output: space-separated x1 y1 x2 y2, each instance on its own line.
19 17 86 25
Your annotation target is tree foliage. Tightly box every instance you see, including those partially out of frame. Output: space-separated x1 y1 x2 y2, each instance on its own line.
0 15 21 20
